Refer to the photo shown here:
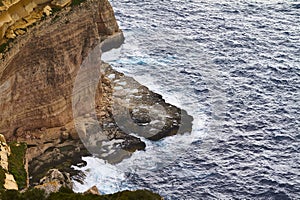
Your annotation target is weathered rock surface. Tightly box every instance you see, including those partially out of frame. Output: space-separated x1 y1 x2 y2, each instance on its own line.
35 168 72 194
74 62 193 164
0 0 119 137
0 0 73 45
0 134 10 171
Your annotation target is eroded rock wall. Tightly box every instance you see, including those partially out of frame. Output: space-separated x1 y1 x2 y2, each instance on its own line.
0 0 120 138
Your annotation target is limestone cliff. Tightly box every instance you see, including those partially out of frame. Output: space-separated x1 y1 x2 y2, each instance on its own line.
0 0 72 44
0 0 119 137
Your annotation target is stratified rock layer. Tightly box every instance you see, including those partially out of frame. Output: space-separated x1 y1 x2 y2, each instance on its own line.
0 0 119 137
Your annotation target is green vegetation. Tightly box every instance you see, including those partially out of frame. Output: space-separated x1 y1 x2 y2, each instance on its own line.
0 188 45 200
0 39 13 54
0 188 162 200
0 42 9 53
71 0 85 6
51 7 61 13
8 142 27 190
104 190 162 200
0 167 6 190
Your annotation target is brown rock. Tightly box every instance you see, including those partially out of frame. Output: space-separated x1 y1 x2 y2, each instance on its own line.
69 128 79 140
0 0 120 138
84 185 100 195
15 127 25 137
61 131 69 140
35 169 72 194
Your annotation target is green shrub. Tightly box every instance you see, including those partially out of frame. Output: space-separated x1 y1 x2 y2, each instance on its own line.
21 188 46 200
8 142 27 189
0 188 162 200
0 167 6 190
71 0 86 6
105 190 162 200
51 7 61 13
0 188 45 200
0 189 21 200
0 42 9 53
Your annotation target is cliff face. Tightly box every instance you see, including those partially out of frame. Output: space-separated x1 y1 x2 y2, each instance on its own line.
0 0 87 44
0 0 119 137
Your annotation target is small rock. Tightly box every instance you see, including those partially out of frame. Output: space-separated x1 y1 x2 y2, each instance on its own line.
43 5 52 16
60 126 67 131
102 76 110 85
4 173 18 190
35 169 73 194
69 128 79 140
84 185 100 195
61 131 69 140
98 111 106 117
0 134 6 143
15 127 25 137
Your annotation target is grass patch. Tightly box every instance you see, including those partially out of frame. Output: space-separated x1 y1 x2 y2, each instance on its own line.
8 142 27 190
0 39 13 54
0 167 6 190
0 42 9 53
71 0 85 6
51 7 61 13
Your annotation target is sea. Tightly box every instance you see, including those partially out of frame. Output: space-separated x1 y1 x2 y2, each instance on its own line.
72 0 300 199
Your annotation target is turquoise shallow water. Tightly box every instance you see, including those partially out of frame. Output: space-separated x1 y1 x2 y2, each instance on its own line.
73 0 300 199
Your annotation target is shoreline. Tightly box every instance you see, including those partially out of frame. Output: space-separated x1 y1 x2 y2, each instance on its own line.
0 0 193 198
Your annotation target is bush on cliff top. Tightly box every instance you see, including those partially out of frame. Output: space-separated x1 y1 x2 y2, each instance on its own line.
0 167 6 190
0 188 162 200
8 142 27 190
71 0 85 6
0 188 45 200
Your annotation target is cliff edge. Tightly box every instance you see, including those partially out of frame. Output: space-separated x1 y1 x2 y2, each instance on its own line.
0 0 193 195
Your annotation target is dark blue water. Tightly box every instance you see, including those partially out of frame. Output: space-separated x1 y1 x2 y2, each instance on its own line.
76 0 300 199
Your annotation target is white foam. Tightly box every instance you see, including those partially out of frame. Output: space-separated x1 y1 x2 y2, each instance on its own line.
72 157 128 194
72 120 205 194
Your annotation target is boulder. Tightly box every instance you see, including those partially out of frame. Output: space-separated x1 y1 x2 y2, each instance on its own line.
35 169 72 194
4 173 18 190
84 185 100 195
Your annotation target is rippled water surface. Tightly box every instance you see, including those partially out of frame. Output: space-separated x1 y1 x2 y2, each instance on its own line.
75 0 300 199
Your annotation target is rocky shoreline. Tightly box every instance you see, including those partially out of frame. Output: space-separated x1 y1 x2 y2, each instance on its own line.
0 0 193 198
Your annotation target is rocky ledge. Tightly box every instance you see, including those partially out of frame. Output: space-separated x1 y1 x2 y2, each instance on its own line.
0 0 193 197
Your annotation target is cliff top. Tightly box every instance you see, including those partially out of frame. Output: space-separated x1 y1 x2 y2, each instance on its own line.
0 0 86 53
